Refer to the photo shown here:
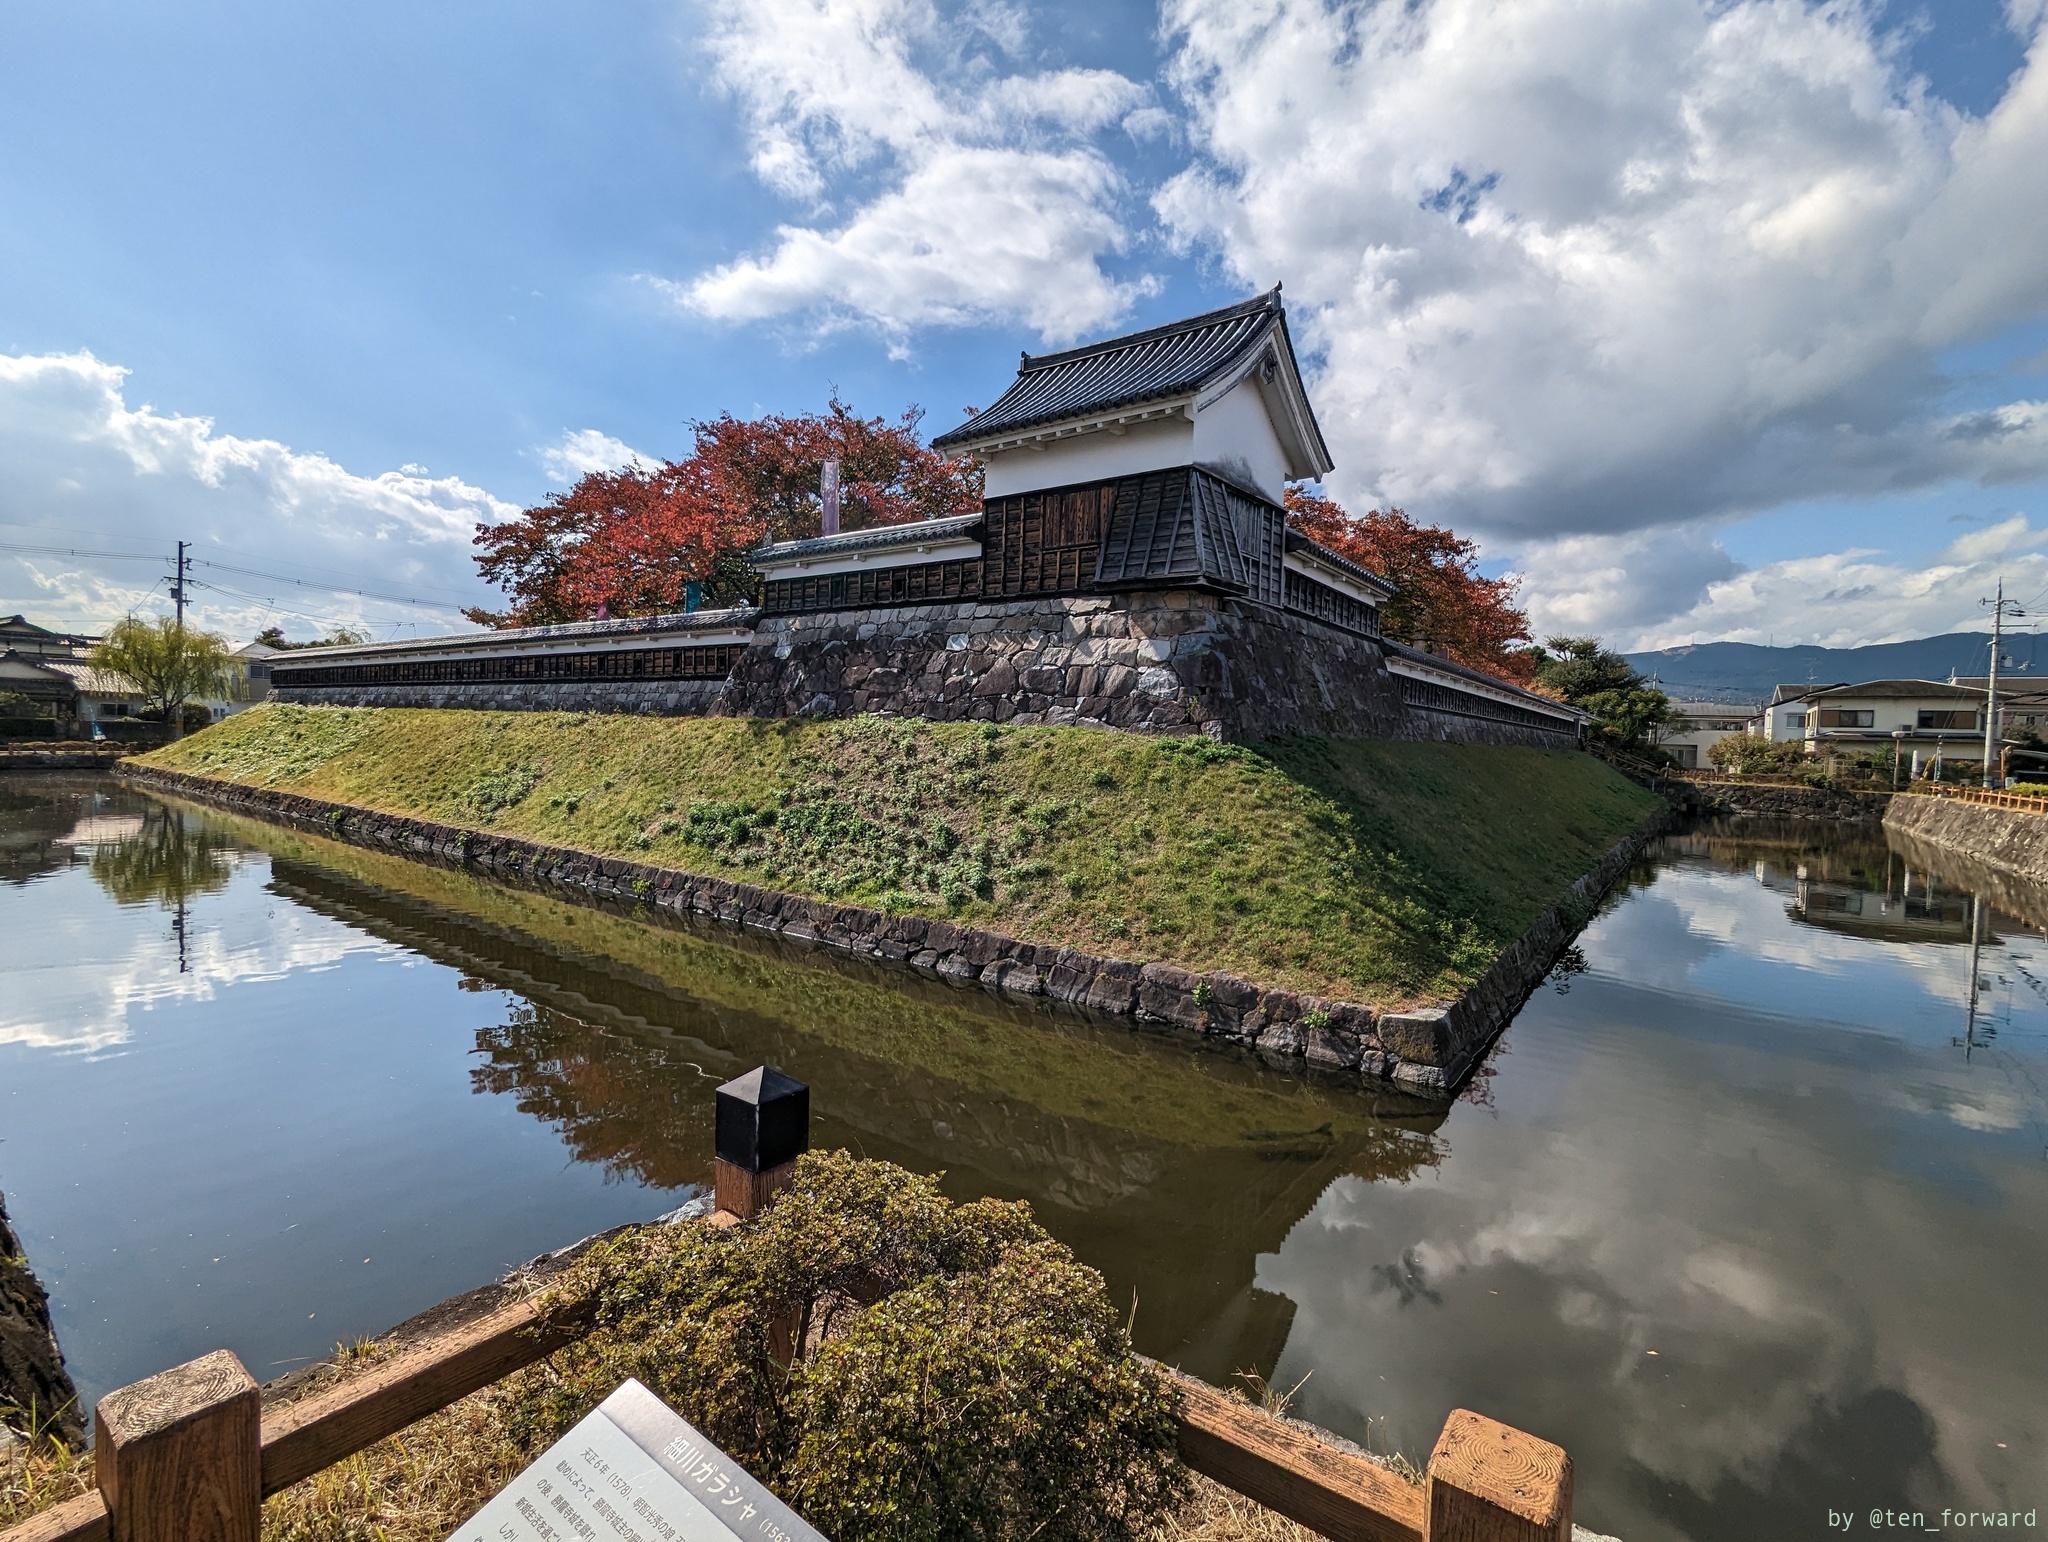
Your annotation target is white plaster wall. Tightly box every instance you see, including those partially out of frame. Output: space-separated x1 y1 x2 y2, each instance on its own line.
981 416 1193 497
1192 376 1291 501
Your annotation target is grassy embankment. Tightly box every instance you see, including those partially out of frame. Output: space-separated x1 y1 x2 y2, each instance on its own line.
142 705 1656 1009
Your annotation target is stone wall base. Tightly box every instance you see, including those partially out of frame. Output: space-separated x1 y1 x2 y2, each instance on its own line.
275 593 1576 750
119 763 1668 1098
1884 793 2048 889
1694 782 1893 820
720 592 1569 747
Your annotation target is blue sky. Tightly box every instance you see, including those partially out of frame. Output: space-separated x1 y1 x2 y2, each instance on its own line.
3 0 2046 649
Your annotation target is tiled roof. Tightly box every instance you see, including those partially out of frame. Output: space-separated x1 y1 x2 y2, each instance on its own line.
1805 678 1983 700
41 660 143 696
1381 640 1587 719
279 607 758 662
1283 530 1396 596
753 513 984 566
932 290 1295 449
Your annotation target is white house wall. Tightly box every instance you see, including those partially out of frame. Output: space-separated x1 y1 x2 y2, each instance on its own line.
980 416 1194 498
1192 376 1292 502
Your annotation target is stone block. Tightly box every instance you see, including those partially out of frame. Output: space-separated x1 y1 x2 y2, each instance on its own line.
1378 1008 1452 1066
935 952 979 982
1136 962 1207 1029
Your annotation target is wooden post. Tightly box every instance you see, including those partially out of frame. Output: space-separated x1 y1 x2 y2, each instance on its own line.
712 1065 809 1221
713 1157 800 1219
95 1349 260 1542
1424 1408 1571 1542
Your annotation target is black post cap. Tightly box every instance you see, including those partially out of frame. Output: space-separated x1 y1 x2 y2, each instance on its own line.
715 1065 810 1174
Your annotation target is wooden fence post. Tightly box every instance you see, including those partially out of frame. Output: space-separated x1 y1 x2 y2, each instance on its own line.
95 1349 260 1542
712 1065 809 1220
1424 1408 1571 1542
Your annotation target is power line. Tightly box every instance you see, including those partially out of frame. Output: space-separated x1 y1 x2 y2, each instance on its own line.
0 540 164 561
189 558 461 611
1 538 473 612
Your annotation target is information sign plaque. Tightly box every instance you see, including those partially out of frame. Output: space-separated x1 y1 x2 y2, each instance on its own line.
446 1379 828 1542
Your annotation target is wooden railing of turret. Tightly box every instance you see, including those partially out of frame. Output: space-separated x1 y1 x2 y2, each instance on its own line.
2 1072 1573 1542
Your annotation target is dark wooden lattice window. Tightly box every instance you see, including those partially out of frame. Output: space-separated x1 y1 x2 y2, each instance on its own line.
981 484 1117 597
272 644 744 690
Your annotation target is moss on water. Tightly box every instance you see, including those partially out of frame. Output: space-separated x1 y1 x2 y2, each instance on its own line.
143 705 1656 1008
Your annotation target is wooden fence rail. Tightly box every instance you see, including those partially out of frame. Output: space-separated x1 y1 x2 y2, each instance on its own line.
1 1070 1573 1542
1898 782 2048 814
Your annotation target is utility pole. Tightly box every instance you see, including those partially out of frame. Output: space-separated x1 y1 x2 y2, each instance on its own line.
169 540 192 629
1982 579 2025 788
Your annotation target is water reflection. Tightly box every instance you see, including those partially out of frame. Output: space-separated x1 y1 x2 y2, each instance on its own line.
2 780 2043 1542
257 839 1447 1382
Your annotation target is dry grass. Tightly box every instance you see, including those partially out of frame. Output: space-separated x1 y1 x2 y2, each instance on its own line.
261 1387 528 1542
1153 1474 1327 1541
0 1420 94 1530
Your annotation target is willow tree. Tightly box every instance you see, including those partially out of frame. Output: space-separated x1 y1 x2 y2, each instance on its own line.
89 616 235 735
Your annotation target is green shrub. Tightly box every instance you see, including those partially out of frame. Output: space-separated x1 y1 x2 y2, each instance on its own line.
1707 735 1819 778
505 1152 1184 1541
464 764 543 819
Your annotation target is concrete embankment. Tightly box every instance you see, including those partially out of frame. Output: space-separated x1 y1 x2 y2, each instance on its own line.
118 760 1669 1097
0 1190 82 1447
1884 793 2048 889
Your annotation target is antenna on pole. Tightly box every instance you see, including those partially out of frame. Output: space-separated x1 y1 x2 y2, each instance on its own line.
1982 578 2024 789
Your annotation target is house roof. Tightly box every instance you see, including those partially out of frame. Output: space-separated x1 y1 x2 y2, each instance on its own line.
1380 640 1587 721
930 289 1334 477
0 649 81 697
1801 678 1985 701
753 513 983 568
40 659 144 697
275 607 758 662
1282 530 1396 597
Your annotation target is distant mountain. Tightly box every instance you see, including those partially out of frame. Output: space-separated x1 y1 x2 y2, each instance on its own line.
1623 632 2048 704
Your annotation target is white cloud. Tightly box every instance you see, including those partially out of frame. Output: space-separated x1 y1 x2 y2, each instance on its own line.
1624 515 2048 648
538 428 658 483
0 352 516 639
677 0 1156 344
1156 0 2048 538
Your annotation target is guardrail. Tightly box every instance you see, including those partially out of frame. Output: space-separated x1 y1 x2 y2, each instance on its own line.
1 1074 1574 1542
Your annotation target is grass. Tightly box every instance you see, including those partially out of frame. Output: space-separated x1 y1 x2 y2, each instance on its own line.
143 705 1657 1009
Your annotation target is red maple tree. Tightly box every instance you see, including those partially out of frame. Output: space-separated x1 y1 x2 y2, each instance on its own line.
1284 487 1538 686
468 400 982 627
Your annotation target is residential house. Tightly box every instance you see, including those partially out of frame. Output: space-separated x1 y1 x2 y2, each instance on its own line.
1757 679 1997 769
1656 699 1758 769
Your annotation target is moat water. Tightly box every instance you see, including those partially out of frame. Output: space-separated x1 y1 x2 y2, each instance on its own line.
2 773 2042 1540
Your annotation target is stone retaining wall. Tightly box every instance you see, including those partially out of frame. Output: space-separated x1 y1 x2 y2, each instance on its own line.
1884 793 2048 889
119 763 1667 1096
724 591 1426 742
1691 782 1892 821
1 1189 82 1446
274 593 1577 751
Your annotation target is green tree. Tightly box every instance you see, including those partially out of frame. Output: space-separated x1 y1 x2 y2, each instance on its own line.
88 617 235 736
1530 636 1639 701
253 625 369 650
1531 636 1678 752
